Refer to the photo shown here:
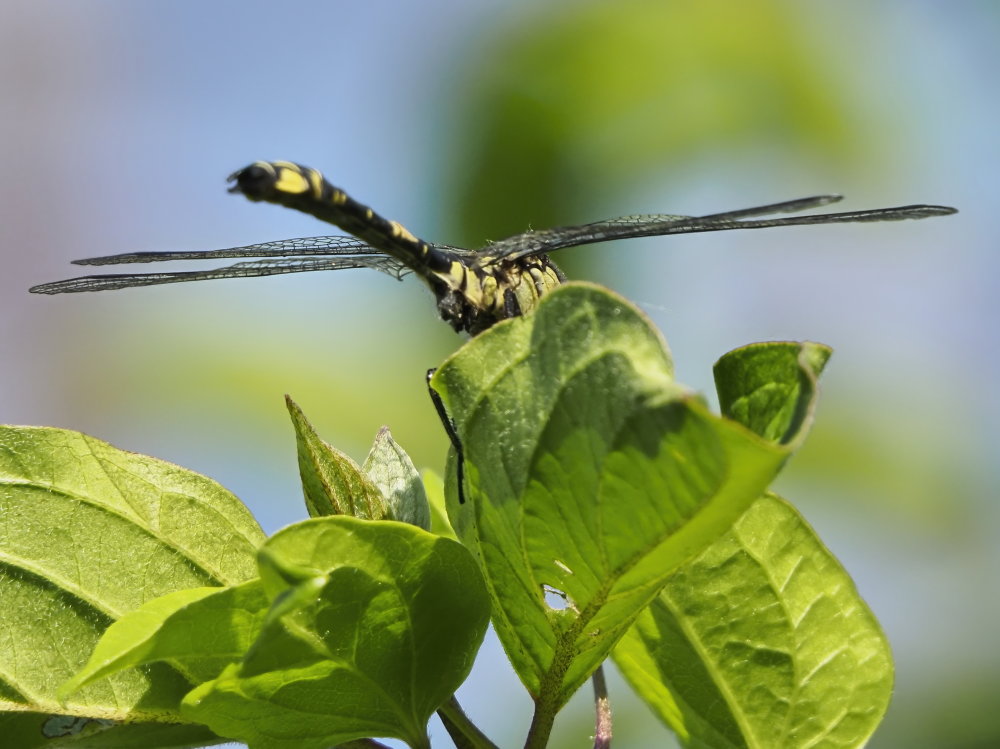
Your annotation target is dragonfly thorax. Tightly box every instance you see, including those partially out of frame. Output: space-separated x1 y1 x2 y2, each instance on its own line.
430 253 565 335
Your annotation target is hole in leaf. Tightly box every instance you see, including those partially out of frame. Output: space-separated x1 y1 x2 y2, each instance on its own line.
543 585 569 610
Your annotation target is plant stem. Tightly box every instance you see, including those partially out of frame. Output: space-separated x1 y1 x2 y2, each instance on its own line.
438 695 500 749
522 694 559 749
523 662 614 749
592 665 612 749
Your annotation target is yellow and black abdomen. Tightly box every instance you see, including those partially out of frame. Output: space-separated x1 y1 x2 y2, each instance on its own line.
229 161 450 275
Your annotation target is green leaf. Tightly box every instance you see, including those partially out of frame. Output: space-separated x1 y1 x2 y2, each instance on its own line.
287 398 431 527
59 580 270 700
362 427 430 529
286 395 388 519
430 283 794 709
614 493 893 748
0 712 222 748
421 469 457 541
183 516 491 749
0 425 264 723
714 341 832 448
616 343 890 746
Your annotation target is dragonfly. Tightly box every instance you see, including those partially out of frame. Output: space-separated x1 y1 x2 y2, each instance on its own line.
30 160 957 335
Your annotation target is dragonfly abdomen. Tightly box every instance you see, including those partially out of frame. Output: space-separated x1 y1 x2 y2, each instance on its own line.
229 161 451 275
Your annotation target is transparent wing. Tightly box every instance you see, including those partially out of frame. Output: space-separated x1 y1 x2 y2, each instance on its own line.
72 235 394 266
29 255 411 295
477 195 957 266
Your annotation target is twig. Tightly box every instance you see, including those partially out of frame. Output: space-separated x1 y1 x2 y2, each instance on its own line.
438 695 500 749
592 665 612 749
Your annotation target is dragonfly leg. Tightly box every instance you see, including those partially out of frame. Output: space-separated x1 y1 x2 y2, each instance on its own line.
426 368 467 505
502 288 521 320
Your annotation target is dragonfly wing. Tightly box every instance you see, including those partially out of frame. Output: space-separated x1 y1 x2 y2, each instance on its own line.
477 196 847 264
478 198 956 265
71 237 466 266
30 255 411 294
477 214 694 264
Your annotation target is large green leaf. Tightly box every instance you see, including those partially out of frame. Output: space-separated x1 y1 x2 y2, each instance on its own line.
182 516 491 749
614 493 892 748
0 426 264 724
58 580 270 700
430 283 791 709
614 340 891 747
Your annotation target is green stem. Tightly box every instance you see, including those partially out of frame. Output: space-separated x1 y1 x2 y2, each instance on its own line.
522 693 559 749
437 695 500 749
524 661 613 749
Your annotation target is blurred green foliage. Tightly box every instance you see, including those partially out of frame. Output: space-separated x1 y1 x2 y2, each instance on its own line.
444 0 868 245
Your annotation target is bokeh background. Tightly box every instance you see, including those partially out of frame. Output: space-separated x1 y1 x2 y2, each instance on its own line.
2 1 996 747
